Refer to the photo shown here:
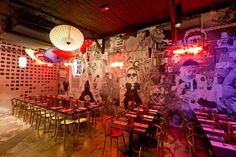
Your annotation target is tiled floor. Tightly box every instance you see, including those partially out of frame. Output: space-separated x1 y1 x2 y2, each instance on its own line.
0 111 193 157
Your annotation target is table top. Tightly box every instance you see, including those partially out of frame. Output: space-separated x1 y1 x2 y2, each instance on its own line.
194 110 236 156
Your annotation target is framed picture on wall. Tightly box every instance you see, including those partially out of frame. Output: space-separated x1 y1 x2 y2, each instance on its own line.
59 69 67 78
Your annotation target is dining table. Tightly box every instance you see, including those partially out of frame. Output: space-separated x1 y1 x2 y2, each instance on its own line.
194 110 236 157
110 106 161 157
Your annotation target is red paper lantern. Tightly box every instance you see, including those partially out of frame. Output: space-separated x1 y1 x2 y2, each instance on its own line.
80 45 86 54
83 39 93 48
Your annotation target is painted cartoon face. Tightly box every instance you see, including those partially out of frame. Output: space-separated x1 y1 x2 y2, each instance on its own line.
150 87 161 104
126 68 138 84
187 35 203 43
220 32 229 44
181 66 197 79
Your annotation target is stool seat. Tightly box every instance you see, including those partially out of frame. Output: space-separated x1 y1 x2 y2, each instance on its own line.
109 128 123 137
74 118 88 124
60 119 74 125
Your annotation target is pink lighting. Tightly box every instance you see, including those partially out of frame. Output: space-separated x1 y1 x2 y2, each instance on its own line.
110 62 124 68
173 46 203 55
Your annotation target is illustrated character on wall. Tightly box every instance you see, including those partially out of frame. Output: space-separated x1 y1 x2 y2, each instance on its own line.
149 85 165 105
176 59 199 107
79 80 95 102
217 31 233 48
123 68 142 110
178 59 199 95
218 67 236 115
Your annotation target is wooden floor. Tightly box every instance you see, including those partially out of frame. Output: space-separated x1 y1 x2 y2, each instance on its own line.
0 111 197 157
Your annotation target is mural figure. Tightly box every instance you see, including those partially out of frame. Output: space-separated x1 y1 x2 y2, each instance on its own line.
177 59 199 98
79 80 95 102
149 85 165 105
218 67 236 114
123 68 142 110
217 31 232 48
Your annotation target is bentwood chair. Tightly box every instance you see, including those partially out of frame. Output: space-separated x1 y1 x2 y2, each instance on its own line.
11 98 19 117
187 133 212 157
74 111 91 142
102 117 126 157
138 124 163 157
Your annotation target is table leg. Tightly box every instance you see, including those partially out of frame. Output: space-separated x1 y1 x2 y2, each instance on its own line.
129 132 133 157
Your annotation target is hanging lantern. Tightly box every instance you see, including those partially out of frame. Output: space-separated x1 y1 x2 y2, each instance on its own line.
72 59 84 76
49 25 84 51
19 56 27 68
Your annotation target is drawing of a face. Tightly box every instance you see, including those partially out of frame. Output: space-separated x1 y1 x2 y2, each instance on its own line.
126 68 138 84
220 32 229 44
150 86 161 104
187 35 203 43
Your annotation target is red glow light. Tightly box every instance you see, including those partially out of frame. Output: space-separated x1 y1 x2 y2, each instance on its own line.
173 46 202 55
110 62 124 68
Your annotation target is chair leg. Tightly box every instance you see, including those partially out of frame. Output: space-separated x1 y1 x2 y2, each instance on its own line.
122 134 126 149
76 122 80 143
139 146 142 157
102 136 107 155
116 138 118 157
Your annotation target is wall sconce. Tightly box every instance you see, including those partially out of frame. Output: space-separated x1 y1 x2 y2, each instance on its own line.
110 62 124 69
19 56 27 68
175 3 182 27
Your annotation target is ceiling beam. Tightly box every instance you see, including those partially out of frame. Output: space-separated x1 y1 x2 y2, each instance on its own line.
9 0 103 39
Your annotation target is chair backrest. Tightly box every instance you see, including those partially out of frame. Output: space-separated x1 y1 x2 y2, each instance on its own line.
155 124 163 144
103 117 114 135
186 122 198 135
187 133 203 154
11 98 16 105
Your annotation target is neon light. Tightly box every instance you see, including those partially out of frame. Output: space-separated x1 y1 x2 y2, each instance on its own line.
110 62 124 68
173 46 202 55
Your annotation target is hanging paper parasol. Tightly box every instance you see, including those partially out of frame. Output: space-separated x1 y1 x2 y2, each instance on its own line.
49 25 84 51
44 47 64 63
52 49 78 59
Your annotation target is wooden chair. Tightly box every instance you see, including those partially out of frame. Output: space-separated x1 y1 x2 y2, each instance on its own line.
74 111 92 142
138 124 163 157
11 98 19 117
187 134 211 157
102 117 126 157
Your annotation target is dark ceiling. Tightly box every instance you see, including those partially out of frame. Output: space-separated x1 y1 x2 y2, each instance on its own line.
0 0 234 44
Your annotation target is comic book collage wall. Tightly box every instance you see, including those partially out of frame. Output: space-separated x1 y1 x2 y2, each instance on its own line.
66 6 236 127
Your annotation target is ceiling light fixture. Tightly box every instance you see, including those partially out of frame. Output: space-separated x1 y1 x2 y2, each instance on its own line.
175 3 182 28
100 4 110 12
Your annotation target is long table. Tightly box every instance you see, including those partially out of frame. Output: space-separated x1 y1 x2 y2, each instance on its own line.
14 97 102 146
194 111 236 157
110 107 161 157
